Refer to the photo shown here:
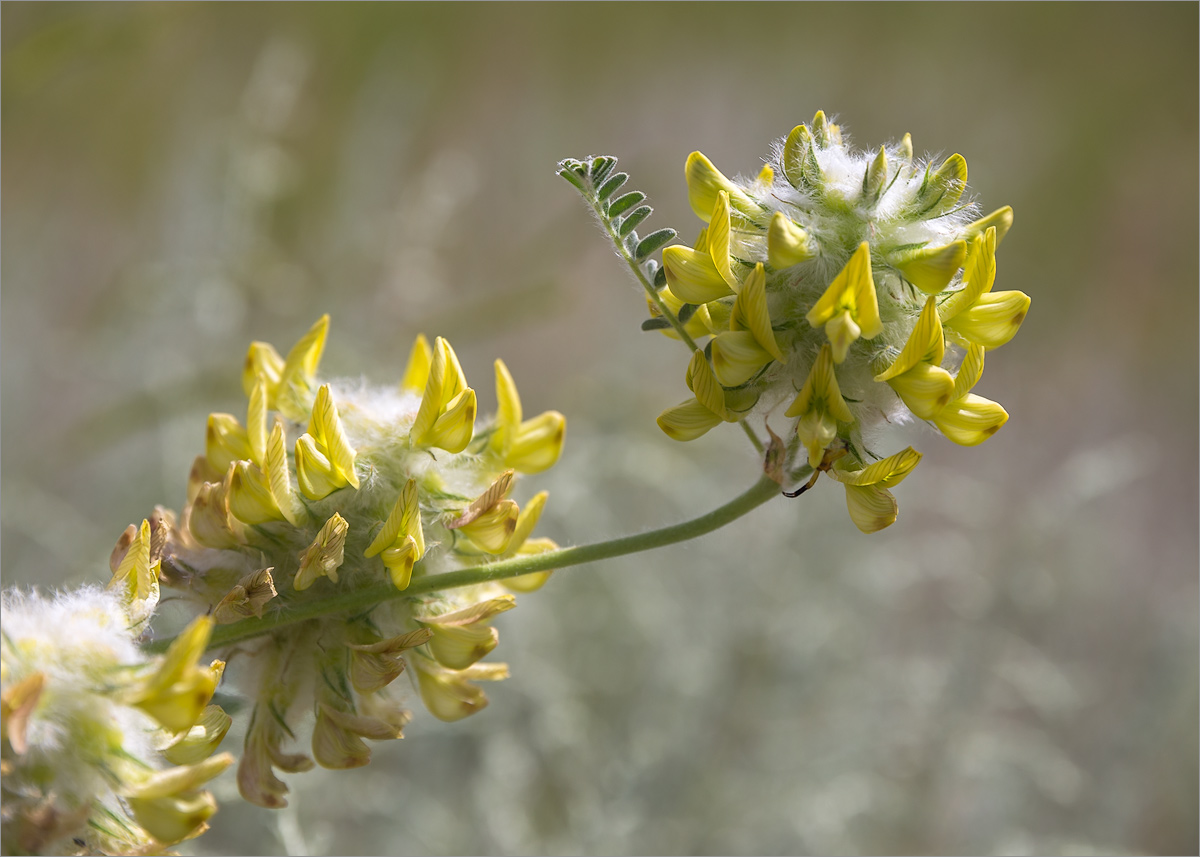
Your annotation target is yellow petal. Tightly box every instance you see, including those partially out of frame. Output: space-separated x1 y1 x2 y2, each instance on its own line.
187 477 244 550
439 337 469 402
411 335 449 443
685 151 756 222
933 393 1009 446
888 362 956 420
657 398 723 441
685 350 728 419
796 409 839 470
705 191 739 288
504 487 547 554
263 420 302 526
295 513 348 591
134 616 219 732
2 673 44 755
229 461 285 525
662 244 735 304
503 536 558 593
939 228 998 322
247 378 268 466
811 110 835 147
807 242 881 340
785 345 855 423
874 297 946 381
364 479 424 559
308 385 359 489
824 311 861 364
205 413 252 475
108 519 160 633
951 343 985 402
730 263 783 361
829 447 922 494
962 206 1013 245
162 705 233 766
767 212 814 269
915 153 968 217
843 484 899 534
945 290 1030 348
458 500 519 554
710 330 772 387
446 471 513 529
420 595 516 627
243 341 284 400
785 345 854 467
490 358 523 455
381 535 420 590
414 660 492 722
275 314 330 420
126 790 220 845
311 706 371 769
400 333 433 393
427 624 501 670
782 123 821 189
508 411 566 474
889 240 967 295
294 434 342 501
213 568 276 624
863 145 888 202
426 387 477 453
125 753 234 801
347 628 432 693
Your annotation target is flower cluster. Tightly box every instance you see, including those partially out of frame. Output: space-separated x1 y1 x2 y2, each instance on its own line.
1 583 231 855
651 111 1029 532
153 316 565 808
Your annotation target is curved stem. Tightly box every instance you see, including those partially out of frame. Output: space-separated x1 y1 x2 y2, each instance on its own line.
149 474 782 655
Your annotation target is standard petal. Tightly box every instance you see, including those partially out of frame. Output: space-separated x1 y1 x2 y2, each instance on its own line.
710 330 772 387
657 398 723 441
663 244 735 304
844 484 899 534
933 393 1009 446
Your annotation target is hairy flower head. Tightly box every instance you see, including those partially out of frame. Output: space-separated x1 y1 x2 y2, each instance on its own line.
565 112 1029 532
1 587 231 854
151 317 565 808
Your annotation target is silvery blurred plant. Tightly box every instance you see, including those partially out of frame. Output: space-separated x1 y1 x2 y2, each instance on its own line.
2 112 1028 854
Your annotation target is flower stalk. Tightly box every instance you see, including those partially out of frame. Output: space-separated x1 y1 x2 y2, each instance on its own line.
148 473 781 655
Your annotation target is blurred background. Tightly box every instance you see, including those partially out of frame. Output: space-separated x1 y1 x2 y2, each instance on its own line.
3 4 1196 855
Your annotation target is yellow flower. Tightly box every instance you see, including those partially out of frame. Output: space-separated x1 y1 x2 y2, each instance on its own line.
874 296 955 420
490 359 566 474
827 447 923 534
417 596 517 670
363 479 426 590
939 228 1031 349
295 514 349 591
243 314 329 421
131 616 223 733
932 342 1009 445
710 264 784 386
294 384 360 501
785 345 855 468
806 242 883 362
410 336 477 453
413 657 510 723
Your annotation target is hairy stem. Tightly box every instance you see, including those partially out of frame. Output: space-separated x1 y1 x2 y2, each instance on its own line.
148 474 782 655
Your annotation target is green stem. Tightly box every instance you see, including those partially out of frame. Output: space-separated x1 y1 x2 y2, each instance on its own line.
149 474 782 655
